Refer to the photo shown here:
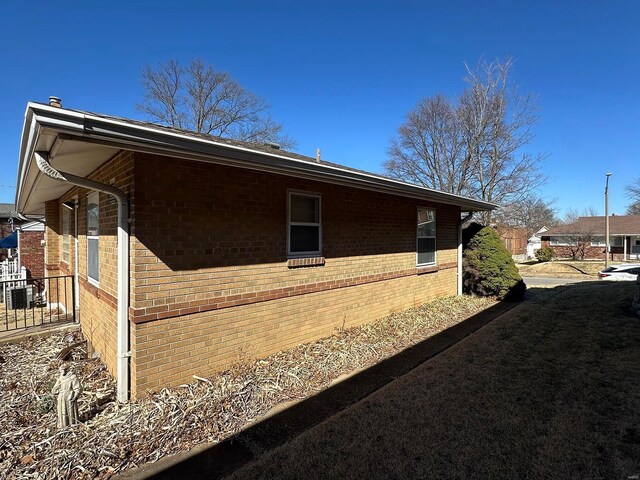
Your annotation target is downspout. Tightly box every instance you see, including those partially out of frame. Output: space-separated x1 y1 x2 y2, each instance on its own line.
73 200 80 313
458 212 474 296
35 151 130 403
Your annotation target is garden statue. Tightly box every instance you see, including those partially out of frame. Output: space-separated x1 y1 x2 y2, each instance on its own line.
51 364 82 427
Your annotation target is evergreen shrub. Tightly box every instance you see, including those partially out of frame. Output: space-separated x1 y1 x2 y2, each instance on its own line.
463 226 526 301
535 246 555 263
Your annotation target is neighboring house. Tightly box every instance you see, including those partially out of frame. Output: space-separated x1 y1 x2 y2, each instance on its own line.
16 220 45 278
0 203 23 258
526 226 548 260
497 225 548 261
0 204 43 278
15 100 496 401
542 216 640 261
496 225 529 260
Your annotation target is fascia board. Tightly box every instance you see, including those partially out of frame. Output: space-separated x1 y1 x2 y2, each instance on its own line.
17 104 499 213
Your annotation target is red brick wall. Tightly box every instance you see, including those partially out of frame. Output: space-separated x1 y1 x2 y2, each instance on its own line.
542 238 626 261
19 230 44 278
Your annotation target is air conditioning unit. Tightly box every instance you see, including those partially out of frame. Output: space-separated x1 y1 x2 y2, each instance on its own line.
7 286 35 310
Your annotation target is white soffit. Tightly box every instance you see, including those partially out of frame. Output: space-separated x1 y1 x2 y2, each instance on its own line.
21 136 118 215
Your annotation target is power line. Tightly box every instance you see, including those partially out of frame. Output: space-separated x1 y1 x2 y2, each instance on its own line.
0 185 15 188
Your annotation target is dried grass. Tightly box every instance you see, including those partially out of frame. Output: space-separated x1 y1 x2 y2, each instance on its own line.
0 295 494 479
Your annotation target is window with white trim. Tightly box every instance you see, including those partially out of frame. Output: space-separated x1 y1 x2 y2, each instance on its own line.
591 236 623 247
61 207 70 264
87 192 100 284
287 191 321 257
417 208 436 266
549 236 576 246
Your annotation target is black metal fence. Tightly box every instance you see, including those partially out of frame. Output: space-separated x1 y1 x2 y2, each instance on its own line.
0 275 76 332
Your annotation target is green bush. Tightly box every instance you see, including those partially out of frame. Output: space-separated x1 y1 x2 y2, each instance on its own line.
37 395 54 414
463 226 526 301
535 246 555 263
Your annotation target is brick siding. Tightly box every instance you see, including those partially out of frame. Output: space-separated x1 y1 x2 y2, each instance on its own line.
19 230 44 278
128 153 460 397
47 151 462 398
542 238 629 261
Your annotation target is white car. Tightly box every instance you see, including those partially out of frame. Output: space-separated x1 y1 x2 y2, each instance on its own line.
597 264 640 281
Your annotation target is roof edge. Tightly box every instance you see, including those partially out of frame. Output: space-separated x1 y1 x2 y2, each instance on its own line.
16 103 498 212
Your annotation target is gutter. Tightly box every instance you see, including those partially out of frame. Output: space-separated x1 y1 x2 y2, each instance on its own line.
17 103 498 215
34 151 131 403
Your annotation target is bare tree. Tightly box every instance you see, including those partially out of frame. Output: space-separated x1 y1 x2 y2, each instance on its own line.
562 207 599 260
385 57 547 224
138 59 294 149
386 94 470 195
626 177 640 215
493 195 558 238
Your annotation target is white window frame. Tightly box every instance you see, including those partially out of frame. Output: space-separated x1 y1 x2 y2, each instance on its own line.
416 207 436 267
61 207 70 264
287 190 322 258
549 236 576 247
87 192 100 286
591 236 623 247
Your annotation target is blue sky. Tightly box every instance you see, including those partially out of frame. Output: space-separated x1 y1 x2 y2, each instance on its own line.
1 0 638 217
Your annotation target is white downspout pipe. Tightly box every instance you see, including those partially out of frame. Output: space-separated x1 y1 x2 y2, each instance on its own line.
35 151 130 402
73 200 80 312
457 221 463 296
458 213 473 296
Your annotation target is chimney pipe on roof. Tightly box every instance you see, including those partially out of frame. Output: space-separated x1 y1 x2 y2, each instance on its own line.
49 96 62 108
316 148 321 163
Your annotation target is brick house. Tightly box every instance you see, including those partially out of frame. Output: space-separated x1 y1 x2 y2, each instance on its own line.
0 203 22 259
0 204 44 277
542 215 640 261
17 221 45 279
15 100 496 401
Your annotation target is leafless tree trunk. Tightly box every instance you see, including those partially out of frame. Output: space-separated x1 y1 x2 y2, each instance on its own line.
138 59 294 149
385 57 547 224
563 207 598 260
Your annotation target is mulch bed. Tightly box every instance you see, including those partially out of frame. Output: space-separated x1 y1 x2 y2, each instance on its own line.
0 295 494 479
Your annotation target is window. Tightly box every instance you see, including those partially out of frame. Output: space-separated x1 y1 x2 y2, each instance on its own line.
87 192 99 284
549 236 576 247
417 208 436 266
591 236 623 247
288 191 321 256
61 207 70 263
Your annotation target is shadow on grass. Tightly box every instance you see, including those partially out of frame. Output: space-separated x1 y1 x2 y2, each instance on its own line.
125 299 521 480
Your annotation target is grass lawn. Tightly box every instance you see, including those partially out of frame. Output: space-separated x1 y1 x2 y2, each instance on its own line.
226 282 640 479
517 260 606 278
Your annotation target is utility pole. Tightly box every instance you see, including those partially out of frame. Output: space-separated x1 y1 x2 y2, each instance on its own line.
605 172 612 268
